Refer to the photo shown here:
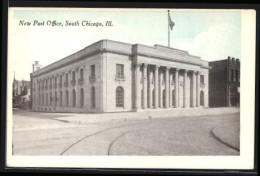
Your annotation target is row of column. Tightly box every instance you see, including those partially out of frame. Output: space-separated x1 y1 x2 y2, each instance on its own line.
135 63 202 109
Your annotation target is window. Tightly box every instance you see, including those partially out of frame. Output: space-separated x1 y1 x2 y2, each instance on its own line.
91 65 95 77
91 86 95 108
42 93 44 106
50 92 52 106
172 89 176 107
72 71 76 81
59 75 62 86
200 75 204 84
72 89 76 107
80 69 84 80
163 89 166 108
231 69 234 81
55 77 57 85
55 91 57 106
141 89 143 107
235 70 238 82
46 79 48 89
116 86 124 107
66 90 69 107
152 89 155 107
50 78 52 89
46 93 48 106
200 91 204 106
116 64 124 77
66 73 68 83
80 88 84 107
60 91 62 106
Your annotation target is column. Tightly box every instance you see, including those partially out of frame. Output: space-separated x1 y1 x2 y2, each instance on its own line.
154 66 159 108
175 69 179 108
196 71 200 107
148 68 153 108
135 64 141 110
192 71 196 107
183 69 188 108
143 64 147 109
169 72 173 107
159 72 163 108
165 67 170 108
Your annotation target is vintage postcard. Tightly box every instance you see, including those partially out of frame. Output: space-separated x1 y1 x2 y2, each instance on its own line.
6 8 256 169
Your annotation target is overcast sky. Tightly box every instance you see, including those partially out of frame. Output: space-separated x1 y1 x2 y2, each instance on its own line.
9 8 241 81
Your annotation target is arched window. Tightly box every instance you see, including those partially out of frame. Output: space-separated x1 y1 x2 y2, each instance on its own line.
60 91 62 106
72 89 76 107
116 86 124 107
91 87 95 108
200 91 204 106
66 90 69 107
163 89 166 108
172 89 176 107
80 88 84 107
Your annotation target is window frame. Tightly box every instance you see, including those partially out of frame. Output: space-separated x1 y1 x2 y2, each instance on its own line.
116 86 124 107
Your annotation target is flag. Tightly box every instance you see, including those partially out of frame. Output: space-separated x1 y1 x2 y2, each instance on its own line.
168 11 175 30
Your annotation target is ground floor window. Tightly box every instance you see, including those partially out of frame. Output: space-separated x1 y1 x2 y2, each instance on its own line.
72 89 76 107
91 86 95 108
116 86 124 107
42 93 44 106
163 89 166 108
50 92 52 106
66 90 69 107
200 91 204 106
80 88 84 107
55 91 57 106
141 89 143 107
60 91 62 106
172 89 175 107
152 89 155 107
45 93 49 106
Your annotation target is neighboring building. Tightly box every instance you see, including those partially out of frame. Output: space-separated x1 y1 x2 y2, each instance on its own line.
209 56 240 107
30 40 210 113
13 78 31 107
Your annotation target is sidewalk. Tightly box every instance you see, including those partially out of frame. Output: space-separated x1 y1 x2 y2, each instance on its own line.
55 107 240 124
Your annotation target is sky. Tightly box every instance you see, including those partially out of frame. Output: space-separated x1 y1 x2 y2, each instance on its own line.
9 8 241 81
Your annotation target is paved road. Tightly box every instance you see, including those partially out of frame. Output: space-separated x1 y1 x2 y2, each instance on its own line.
12 109 239 156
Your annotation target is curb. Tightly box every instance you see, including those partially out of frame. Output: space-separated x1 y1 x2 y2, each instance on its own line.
210 128 240 152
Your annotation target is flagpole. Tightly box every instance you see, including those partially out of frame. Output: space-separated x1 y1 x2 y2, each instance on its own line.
168 10 170 47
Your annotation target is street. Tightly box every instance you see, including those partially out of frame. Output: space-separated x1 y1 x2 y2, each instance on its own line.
12 108 240 156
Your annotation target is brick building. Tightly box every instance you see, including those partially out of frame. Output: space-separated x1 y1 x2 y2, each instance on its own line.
30 40 210 113
209 56 240 107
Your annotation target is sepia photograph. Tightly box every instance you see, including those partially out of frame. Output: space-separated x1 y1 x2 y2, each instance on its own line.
6 7 256 169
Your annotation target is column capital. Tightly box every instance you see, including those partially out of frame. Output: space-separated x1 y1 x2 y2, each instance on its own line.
135 63 142 67
166 66 171 70
143 63 148 67
197 71 200 74
155 65 160 69
175 68 180 71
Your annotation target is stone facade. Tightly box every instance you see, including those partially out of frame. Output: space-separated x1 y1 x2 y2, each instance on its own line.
209 57 240 107
30 40 210 113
